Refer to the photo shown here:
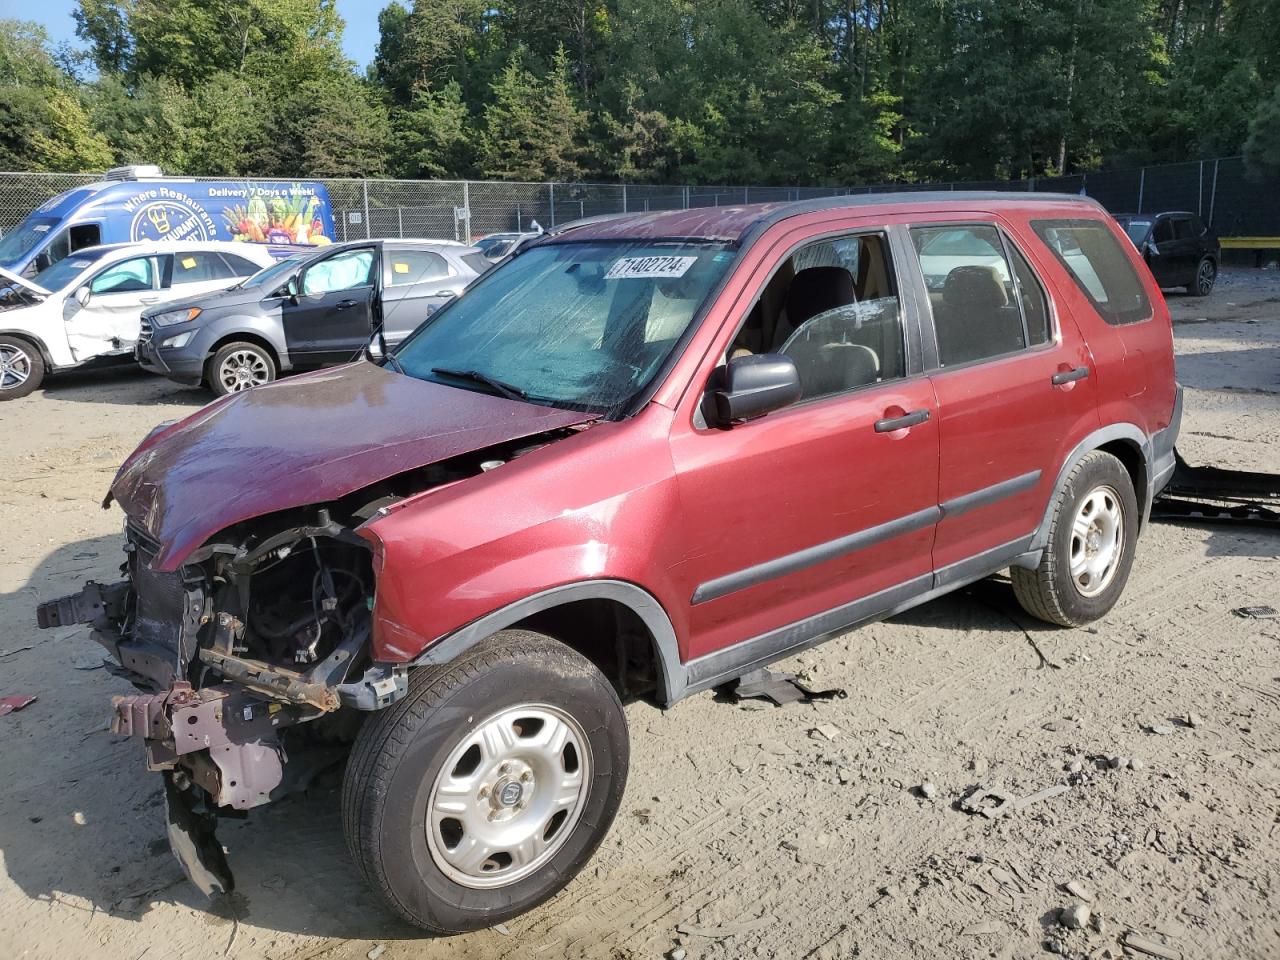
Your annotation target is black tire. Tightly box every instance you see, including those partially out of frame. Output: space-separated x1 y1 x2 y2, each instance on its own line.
1186 256 1216 296
1011 450 1139 627
206 341 276 396
342 630 629 934
0 334 44 400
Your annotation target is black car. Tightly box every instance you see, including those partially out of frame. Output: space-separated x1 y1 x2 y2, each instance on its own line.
1113 211 1220 296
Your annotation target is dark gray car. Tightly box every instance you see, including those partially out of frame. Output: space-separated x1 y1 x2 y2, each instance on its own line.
1113 211 1220 296
137 239 490 395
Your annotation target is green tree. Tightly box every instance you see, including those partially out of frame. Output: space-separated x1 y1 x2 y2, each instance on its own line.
1244 84 1280 179
481 47 586 180
390 81 473 178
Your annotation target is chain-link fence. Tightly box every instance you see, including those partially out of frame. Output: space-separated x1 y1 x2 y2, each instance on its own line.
1 157 1276 244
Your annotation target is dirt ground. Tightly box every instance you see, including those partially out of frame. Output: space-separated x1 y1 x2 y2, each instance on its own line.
2 268 1278 960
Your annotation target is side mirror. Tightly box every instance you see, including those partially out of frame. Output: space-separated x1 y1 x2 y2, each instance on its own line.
274 277 299 303
74 286 91 307
712 354 801 425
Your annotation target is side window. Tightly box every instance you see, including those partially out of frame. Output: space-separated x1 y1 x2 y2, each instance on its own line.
733 232 906 402
1171 217 1194 241
910 224 1026 366
222 254 266 276
385 250 450 287
1189 215 1208 236
68 224 100 252
1032 219 1152 325
1153 218 1175 244
1007 243 1051 346
169 251 238 286
301 249 374 295
90 256 154 294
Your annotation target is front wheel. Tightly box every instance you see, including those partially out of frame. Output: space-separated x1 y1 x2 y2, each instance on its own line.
207 341 276 396
0 335 44 400
1012 451 1139 627
342 630 629 933
1186 256 1216 296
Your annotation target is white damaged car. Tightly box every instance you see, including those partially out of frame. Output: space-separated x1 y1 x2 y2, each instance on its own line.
0 240 278 399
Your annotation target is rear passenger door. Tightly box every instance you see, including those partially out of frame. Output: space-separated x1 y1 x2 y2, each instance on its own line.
904 219 1099 579
380 249 455 343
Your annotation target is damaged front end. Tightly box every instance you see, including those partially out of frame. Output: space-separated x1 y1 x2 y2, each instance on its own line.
37 505 403 896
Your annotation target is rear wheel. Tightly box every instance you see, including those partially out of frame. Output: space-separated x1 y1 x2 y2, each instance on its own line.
0 335 44 400
207 341 276 396
1012 451 1139 627
1186 256 1216 296
342 630 629 933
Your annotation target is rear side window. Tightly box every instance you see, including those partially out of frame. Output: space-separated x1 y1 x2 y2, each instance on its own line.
911 224 1029 366
385 250 450 287
223 253 264 276
1032 219 1152 326
462 252 493 275
167 251 239 286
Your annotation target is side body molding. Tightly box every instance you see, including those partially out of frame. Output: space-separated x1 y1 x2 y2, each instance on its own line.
410 579 688 706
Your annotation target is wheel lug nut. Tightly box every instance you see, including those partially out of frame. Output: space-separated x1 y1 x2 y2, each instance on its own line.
520 771 531 782
499 763 510 775
478 785 489 798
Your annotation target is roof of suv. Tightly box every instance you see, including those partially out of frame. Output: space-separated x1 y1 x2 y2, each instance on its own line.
547 191 1102 244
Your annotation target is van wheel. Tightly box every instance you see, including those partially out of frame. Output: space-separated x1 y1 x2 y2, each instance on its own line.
1012 451 1139 627
208 342 276 396
342 630 629 934
0 335 44 400
1186 256 1216 296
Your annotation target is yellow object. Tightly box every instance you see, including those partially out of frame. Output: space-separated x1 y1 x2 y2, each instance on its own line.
393 261 410 274
1219 236 1280 249
310 235 332 246
181 257 196 269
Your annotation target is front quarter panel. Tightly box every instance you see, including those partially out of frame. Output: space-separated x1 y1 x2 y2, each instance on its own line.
361 406 690 664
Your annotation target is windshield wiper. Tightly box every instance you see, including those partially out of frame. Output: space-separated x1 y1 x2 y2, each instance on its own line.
431 366 528 401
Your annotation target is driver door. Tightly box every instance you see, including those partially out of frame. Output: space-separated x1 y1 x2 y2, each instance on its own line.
64 254 160 361
282 246 377 365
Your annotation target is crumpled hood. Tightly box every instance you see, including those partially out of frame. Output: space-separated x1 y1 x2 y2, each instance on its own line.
112 362 596 570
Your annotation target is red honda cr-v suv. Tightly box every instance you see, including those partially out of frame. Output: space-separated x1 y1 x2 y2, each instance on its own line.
39 193 1180 933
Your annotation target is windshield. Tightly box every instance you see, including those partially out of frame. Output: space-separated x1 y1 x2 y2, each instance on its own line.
395 240 734 415
33 248 111 292
241 253 306 289
0 216 59 265
1114 217 1151 247
476 237 515 258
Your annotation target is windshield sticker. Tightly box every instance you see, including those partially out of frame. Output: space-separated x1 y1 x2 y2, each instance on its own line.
393 261 410 274
604 255 697 280
68 260 91 268
181 257 197 269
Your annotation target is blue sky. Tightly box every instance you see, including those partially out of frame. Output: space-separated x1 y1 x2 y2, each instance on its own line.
0 0 390 69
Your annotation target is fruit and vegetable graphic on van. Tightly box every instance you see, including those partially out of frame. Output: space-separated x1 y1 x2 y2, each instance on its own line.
0 166 335 278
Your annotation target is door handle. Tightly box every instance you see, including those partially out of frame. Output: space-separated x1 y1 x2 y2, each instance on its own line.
1051 365 1090 386
874 408 930 433
335 299 358 310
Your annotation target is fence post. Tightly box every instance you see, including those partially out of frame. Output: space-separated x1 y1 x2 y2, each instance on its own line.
362 179 370 239
1136 167 1145 214
462 180 471 244
1198 160 1204 216
549 182 556 227
683 185 689 209
397 206 403 237
1208 159 1219 226
622 182 627 213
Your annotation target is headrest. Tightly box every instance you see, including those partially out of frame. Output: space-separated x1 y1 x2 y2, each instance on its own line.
786 267 854 326
943 265 1008 310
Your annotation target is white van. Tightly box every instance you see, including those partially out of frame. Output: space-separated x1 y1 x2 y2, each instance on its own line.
0 240 278 399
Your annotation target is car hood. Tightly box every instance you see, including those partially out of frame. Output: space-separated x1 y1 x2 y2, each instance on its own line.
111 362 597 570
144 284 267 318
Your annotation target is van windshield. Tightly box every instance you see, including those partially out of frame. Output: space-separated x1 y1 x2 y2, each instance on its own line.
395 240 734 415
33 248 111 292
0 217 59 266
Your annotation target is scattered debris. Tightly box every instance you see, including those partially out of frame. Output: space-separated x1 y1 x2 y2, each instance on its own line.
809 723 841 742
1185 713 1203 728
724 667 847 706
1013 784 1069 812
837 768 853 784
366 945 385 960
494 923 510 935
918 782 939 799
1147 723 1176 736
669 948 687 960
1108 755 1127 769
1066 759 1084 774
1059 903 1091 929
1128 757 1145 771
960 920 1005 936
0 646 33 660
0 695 37 716
1122 932 1183 959
959 785 1017 819
1232 605 1278 619
1064 879 1093 902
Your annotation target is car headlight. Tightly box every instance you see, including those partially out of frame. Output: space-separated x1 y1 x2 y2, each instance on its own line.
161 331 195 349
151 307 201 327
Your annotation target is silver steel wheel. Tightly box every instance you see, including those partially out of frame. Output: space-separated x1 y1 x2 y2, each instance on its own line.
0 342 32 391
1069 484 1124 598
218 349 270 392
426 703 591 889
1197 258 1216 294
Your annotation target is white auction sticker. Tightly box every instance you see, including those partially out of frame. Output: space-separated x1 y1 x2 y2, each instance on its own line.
604 255 697 280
